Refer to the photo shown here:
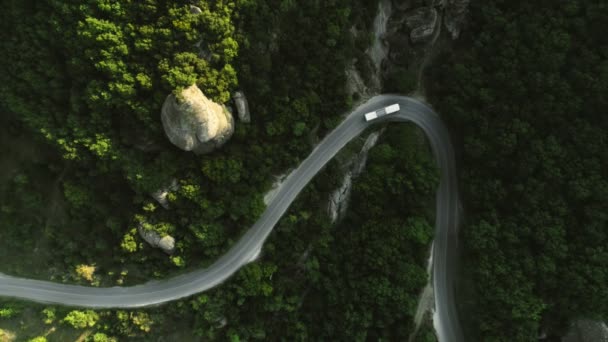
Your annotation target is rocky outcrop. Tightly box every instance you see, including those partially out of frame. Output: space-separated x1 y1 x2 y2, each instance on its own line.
562 320 608 342
161 84 234 155
232 91 251 123
150 179 179 210
189 5 202 15
386 0 469 45
138 225 176 255
345 63 369 98
443 0 469 39
405 7 438 43
328 131 383 223
367 0 393 90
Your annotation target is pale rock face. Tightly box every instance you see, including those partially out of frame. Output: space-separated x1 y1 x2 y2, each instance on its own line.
158 236 176 253
150 179 179 210
161 84 234 155
388 0 469 42
232 91 251 123
138 225 176 255
369 0 392 69
405 7 439 43
443 0 470 39
189 5 202 15
561 320 608 342
345 63 368 98
328 131 382 223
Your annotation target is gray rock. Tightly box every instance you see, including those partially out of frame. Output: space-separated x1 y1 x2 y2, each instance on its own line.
189 5 202 15
216 317 228 329
444 0 469 39
150 179 179 210
158 236 176 253
345 63 368 97
232 91 251 123
349 25 359 38
138 225 176 254
161 84 234 155
405 7 438 43
561 320 608 342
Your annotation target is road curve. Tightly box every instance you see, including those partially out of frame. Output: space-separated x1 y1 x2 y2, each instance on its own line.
0 95 463 342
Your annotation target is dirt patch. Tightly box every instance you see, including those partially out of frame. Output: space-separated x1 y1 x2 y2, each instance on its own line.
0 122 40 188
0 328 17 342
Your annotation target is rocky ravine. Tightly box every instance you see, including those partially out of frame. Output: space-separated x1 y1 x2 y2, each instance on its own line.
340 0 471 339
161 84 234 155
328 131 384 223
442 0 470 39
390 0 469 44
383 0 469 92
334 0 394 223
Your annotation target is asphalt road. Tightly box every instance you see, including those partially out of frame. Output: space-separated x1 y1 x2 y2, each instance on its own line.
0 95 463 342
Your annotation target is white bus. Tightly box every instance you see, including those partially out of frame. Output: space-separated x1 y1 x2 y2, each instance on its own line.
364 103 400 122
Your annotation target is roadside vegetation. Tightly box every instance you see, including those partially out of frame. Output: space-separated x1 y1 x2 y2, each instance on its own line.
0 123 438 340
413 312 438 342
0 0 375 282
429 1 608 340
0 0 439 340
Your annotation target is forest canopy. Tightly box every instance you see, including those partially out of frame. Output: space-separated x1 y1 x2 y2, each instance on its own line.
0 0 439 340
0 0 376 280
429 0 608 340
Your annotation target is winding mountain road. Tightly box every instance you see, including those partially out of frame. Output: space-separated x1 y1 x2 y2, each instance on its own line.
0 95 463 342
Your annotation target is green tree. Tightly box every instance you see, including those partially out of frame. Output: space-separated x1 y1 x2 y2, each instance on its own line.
28 337 47 342
63 310 99 329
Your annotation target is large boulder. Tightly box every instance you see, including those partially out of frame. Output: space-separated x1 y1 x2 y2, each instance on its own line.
161 84 234 155
138 225 176 255
232 91 251 123
189 5 202 15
